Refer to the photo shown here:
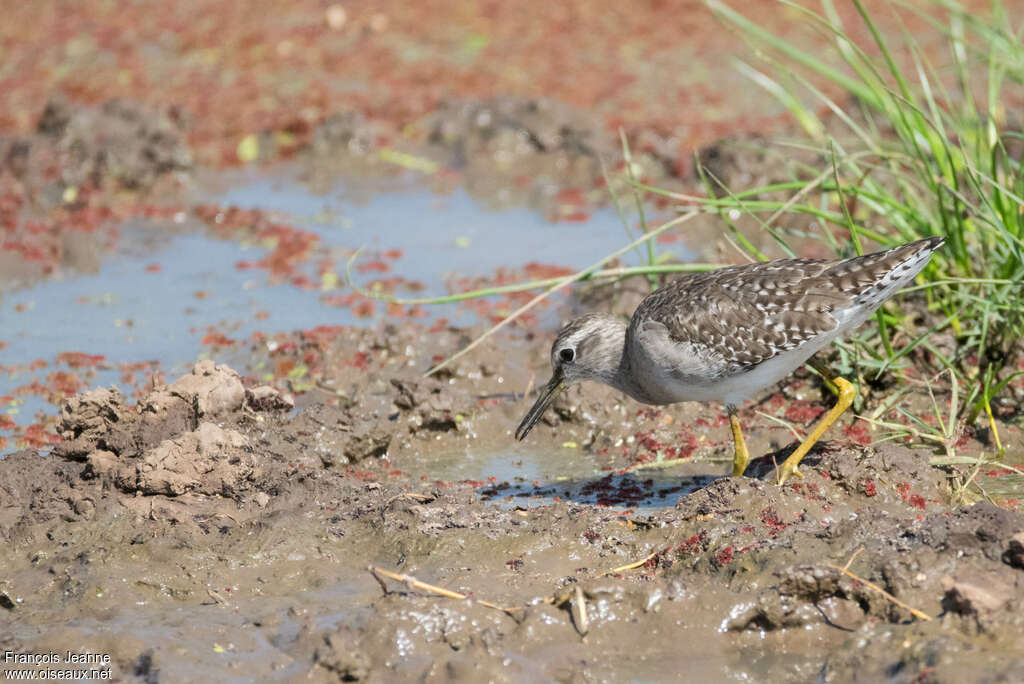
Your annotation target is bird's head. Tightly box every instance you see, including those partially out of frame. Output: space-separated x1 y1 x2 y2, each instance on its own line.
514 313 626 440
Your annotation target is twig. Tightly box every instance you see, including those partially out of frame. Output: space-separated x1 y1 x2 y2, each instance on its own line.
618 127 657 287
348 261 721 306
371 566 466 599
369 566 390 596
548 585 591 636
623 458 701 472
754 410 807 441
825 549 932 622
764 165 833 231
930 456 1024 476
368 566 515 615
602 550 659 576
521 372 536 406
546 549 659 613
570 585 589 636
841 546 864 572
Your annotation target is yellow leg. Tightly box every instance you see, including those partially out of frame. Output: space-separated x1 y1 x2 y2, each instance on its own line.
728 405 751 477
777 376 857 485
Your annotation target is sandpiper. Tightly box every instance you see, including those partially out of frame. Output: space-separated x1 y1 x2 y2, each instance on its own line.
515 237 944 484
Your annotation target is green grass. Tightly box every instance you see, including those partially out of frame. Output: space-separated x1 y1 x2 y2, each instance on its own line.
651 0 1024 446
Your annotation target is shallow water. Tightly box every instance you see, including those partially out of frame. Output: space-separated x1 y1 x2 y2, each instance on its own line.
0 169 691 452
415 444 717 510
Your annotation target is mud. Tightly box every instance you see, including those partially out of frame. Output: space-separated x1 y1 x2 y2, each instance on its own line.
304 94 692 223
0 97 192 289
3 322 1023 682
3 97 192 194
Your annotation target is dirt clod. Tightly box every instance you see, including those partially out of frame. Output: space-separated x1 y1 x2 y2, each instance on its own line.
941 571 1016 616
165 360 246 418
315 631 371 681
246 385 295 411
1006 532 1024 569
113 422 253 497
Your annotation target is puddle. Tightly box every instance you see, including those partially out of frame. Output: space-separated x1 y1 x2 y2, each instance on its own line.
403 442 718 510
0 169 693 453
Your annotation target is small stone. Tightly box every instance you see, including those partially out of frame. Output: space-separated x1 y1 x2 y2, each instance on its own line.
247 385 294 411
817 597 865 631
71 496 95 518
941 572 1015 615
325 4 347 30
168 360 245 417
85 449 118 477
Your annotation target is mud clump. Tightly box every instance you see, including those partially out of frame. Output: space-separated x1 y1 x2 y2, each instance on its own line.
246 385 295 412
263 403 391 467
2 97 192 195
160 358 246 416
0 97 194 289
309 110 379 158
425 96 608 164
54 360 246 463
52 387 134 460
104 422 255 497
941 569 1018 623
390 377 476 434
0 449 83 532
420 97 621 216
304 96 687 218
36 97 192 190
52 361 280 499
313 630 371 681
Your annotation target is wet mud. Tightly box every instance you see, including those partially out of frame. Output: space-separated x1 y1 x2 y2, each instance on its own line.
3 321 1023 682
0 97 192 289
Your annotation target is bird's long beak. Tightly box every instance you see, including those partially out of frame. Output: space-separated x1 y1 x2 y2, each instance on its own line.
515 371 565 441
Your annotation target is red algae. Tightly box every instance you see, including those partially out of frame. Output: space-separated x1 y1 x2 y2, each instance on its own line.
863 478 877 497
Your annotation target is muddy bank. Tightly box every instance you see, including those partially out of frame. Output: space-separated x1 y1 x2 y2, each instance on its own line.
2 338 1022 682
304 95 692 221
0 94 796 296
0 97 192 289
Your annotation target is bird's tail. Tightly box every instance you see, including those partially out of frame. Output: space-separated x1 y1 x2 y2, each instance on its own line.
827 236 945 311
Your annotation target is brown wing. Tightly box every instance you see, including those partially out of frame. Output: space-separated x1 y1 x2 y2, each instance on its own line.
631 257 849 373
822 236 944 309
630 237 944 375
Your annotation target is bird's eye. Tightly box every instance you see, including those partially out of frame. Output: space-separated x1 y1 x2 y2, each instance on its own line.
559 348 575 363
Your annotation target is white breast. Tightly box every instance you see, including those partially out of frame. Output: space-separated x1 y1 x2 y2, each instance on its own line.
626 318 845 407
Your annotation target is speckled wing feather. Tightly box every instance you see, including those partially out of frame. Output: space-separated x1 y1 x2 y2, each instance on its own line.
823 236 944 311
633 258 843 373
631 237 943 374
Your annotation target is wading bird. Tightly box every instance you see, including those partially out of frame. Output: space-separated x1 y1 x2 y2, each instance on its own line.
515 237 944 483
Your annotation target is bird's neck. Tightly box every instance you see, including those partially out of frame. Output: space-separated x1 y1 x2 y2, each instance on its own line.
583 319 649 403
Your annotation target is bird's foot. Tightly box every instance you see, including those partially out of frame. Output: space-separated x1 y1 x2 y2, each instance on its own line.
728 408 751 477
776 463 803 485
731 448 751 478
